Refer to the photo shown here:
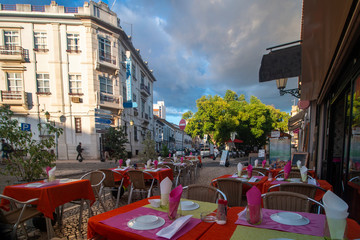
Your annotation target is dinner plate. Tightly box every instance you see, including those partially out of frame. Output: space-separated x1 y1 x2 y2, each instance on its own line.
288 178 301 183
127 215 165 230
180 201 200 211
270 212 310 226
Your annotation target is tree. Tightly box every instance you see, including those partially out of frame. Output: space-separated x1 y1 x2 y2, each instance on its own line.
140 131 157 162
103 126 128 161
0 105 63 182
160 144 170 158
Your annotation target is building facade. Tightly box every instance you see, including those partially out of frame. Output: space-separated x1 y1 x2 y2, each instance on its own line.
153 100 166 119
0 1 155 159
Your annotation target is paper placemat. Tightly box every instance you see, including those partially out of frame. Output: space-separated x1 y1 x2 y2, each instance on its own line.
100 207 201 240
235 208 325 237
230 225 323 240
144 199 217 219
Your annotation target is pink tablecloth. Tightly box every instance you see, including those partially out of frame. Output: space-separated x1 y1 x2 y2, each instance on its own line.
235 208 326 237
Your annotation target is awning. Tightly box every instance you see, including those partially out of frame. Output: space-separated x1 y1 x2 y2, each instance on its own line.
227 139 243 143
259 45 301 82
288 111 306 131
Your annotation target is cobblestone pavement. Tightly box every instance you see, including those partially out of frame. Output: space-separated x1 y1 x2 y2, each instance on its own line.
2 156 246 239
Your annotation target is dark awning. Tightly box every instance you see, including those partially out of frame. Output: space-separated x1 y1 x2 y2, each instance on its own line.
288 111 306 131
259 45 301 82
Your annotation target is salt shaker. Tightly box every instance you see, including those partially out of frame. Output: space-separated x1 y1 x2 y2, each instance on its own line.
216 199 227 225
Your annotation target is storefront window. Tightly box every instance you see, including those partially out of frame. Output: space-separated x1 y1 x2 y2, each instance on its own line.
349 76 360 179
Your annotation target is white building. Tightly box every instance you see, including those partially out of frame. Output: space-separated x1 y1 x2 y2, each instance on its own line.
153 100 166 119
0 1 155 159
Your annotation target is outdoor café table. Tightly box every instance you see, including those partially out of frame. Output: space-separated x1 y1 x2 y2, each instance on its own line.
87 196 218 240
211 174 268 193
198 206 360 240
262 179 333 202
267 167 317 179
0 179 95 238
185 155 202 164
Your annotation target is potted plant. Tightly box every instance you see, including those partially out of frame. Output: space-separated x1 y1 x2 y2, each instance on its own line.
0 105 63 182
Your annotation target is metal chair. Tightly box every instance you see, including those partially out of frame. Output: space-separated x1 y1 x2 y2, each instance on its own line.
163 162 182 187
213 178 252 207
238 170 265 177
252 168 268 176
274 169 307 179
261 191 324 213
182 184 227 203
349 176 360 182
126 170 155 204
0 194 42 240
98 169 125 208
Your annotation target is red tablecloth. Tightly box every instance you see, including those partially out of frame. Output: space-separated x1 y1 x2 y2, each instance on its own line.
185 156 202 164
0 179 95 219
87 196 215 240
262 179 333 202
199 207 360 240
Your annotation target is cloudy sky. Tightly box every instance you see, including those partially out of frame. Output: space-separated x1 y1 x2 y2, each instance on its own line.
6 0 302 124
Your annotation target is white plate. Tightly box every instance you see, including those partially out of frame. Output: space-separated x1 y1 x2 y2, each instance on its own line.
270 212 310 226
288 178 301 183
127 215 165 230
180 201 200 211
236 178 249 182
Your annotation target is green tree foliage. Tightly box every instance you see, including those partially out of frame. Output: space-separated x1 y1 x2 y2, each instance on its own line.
103 126 129 161
182 111 193 120
184 91 290 150
140 131 157 162
160 144 170 158
0 105 63 182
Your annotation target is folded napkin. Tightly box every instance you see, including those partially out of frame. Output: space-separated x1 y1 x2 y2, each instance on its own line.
168 185 183 219
284 161 291 180
300 166 308 182
158 156 162 162
262 159 266 168
119 159 123 168
169 153 172 157
190 152 192 156
147 159 152 168
237 163 243 177
160 177 172 207
174 156 177 162
297 160 302 169
254 159 258 168
247 164 253 178
156 215 192 239
246 186 262 224
181 157 184 163
154 160 158 169
47 166 56 182
126 159 131 167
323 190 349 219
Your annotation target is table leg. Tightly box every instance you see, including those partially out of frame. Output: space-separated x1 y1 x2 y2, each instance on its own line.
45 217 55 239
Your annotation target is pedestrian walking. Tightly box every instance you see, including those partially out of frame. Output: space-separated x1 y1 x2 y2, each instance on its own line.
1 139 13 163
76 142 84 162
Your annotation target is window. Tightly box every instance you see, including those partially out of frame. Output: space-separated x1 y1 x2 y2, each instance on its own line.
132 64 136 80
75 118 82 133
123 86 127 102
7 72 22 91
134 126 138 141
93 5 100 17
141 72 145 84
67 33 80 52
34 32 47 51
36 73 50 93
98 37 111 62
121 51 126 68
148 82 151 93
99 76 113 94
133 93 136 103
69 74 82 94
4 30 19 47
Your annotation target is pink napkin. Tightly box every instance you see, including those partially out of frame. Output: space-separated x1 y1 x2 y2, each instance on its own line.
169 153 172 157
190 152 192 156
262 159 266 168
247 165 253 178
181 157 184 163
119 159 123 167
46 166 51 176
246 186 262 224
284 161 291 179
169 185 183 219
154 160 158 169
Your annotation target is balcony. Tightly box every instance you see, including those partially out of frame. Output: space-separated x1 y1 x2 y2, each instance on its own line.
140 83 150 97
0 46 28 62
0 91 28 109
141 112 149 125
97 91 123 110
96 51 119 74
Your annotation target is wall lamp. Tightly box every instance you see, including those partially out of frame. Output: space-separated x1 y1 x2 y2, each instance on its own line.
276 78 300 98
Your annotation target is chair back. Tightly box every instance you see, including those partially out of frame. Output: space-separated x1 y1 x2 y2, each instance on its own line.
350 176 360 182
136 163 146 168
183 184 226 203
163 158 174 163
80 171 106 198
252 168 268 175
215 178 251 207
98 169 116 188
275 169 301 178
278 183 321 199
262 191 311 212
127 170 147 189
241 170 265 177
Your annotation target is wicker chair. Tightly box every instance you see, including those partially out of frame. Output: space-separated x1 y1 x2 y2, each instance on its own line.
126 170 155 204
275 169 303 179
182 184 227 203
349 176 360 182
98 169 125 208
163 162 182 187
261 191 324 213
268 182 326 199
213 178 252 207
252 168 268 176
135 163 145 168
163 158 174 163
184 160 196 183
0 194 42 239
238 170 265 177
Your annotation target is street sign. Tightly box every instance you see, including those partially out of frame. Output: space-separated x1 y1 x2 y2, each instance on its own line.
95 108 112 114
21 123 31 131
179 119 186 130
95 118 112 124
95 124 110 130
95 113 113 119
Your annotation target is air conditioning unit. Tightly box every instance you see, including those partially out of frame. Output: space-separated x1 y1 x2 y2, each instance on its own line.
71 97 82 103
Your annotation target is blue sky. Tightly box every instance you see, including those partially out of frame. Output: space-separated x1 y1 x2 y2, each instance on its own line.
3 0 302 125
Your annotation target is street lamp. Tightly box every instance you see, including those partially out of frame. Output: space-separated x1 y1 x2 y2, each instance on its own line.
129 120 134 157
276 78 300 98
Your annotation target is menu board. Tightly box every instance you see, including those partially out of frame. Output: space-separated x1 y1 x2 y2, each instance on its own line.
269 137 291 164
220 150 229 166
291 152 309 166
